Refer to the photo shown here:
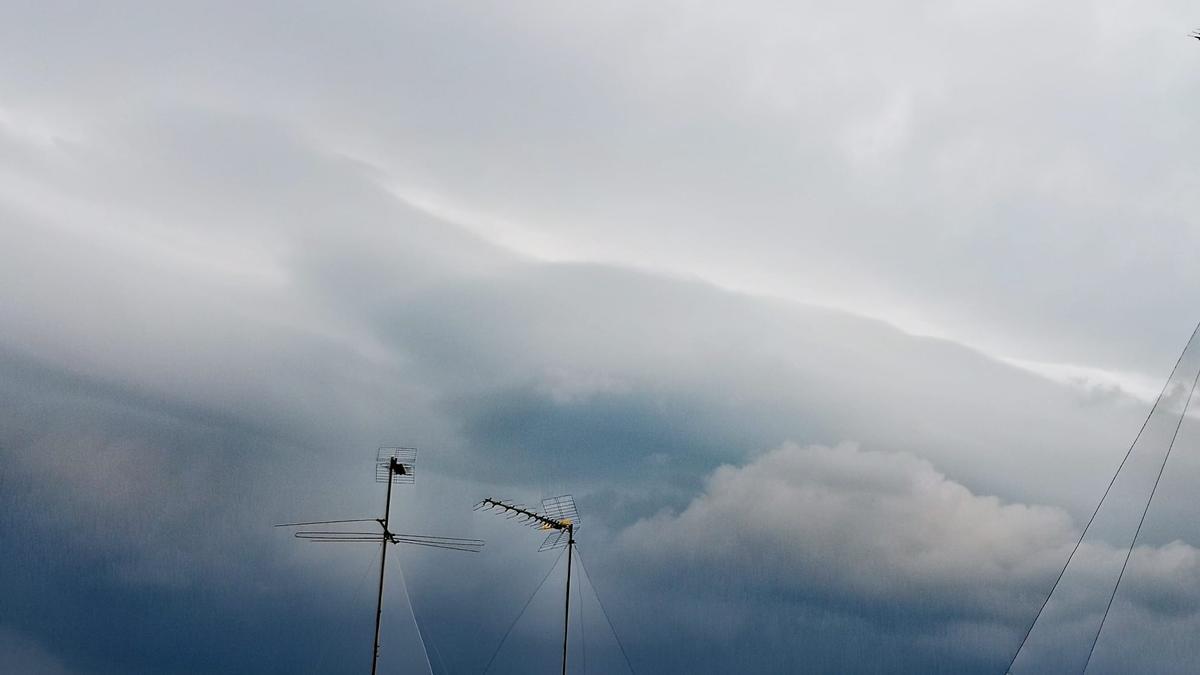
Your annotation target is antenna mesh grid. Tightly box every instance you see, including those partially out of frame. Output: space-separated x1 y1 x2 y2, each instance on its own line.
376 447 417 483
541 494 580 528
539 529 570 552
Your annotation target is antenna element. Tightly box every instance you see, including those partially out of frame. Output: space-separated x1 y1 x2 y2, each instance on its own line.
476 495 580 675
278 447 482 675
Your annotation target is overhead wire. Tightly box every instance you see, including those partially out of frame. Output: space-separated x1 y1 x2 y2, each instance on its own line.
274 518 379 527
575 546 637 674
423 612 454 675
1081 357 1200 672
393 547 455 674
1004 319 1200 674
393 553 435 675
483 547 567 674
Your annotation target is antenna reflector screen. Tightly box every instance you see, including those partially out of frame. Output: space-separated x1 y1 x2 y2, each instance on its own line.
376 447 417 484
539 529 570 552
541 495 580 529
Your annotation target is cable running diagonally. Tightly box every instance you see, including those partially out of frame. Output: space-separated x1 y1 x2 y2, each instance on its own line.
393 554 434 675
1081 359 1200 672
575 547 637 675
483 547 566 674
424 622 453 675
1004 320 1200 674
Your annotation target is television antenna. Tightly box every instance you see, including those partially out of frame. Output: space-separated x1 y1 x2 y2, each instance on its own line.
277 447 483 675
475 494 580 675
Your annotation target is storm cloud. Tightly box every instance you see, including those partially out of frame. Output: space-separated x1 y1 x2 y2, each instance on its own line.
3 1 1200 673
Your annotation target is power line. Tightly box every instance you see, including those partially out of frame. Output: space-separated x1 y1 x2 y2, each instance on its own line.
1081 359 1200 672
1004 320 1200 674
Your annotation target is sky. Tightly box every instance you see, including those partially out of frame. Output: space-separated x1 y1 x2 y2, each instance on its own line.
3 1 1200 673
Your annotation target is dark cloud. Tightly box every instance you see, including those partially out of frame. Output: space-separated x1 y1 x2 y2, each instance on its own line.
4 2 1200 672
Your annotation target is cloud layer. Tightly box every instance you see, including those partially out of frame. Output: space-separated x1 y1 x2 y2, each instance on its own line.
4 1 1200 673
617 442 1200 673
1 100 1191 674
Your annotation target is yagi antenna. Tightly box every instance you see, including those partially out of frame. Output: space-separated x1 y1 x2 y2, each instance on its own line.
476 494 580 675
277 447 483 675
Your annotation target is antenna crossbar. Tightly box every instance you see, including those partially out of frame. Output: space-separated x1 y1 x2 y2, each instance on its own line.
477 494 579 675
278 446 483 675
474 498 573 531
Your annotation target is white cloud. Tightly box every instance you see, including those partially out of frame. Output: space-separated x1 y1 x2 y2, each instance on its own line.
3 0 1198 380
621 443 1074 614
3 3 1200 670
618 442 1200 671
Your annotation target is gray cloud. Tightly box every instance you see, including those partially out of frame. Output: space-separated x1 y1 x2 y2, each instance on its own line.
3 0 1199 376
620 443 1073 616
0 99 1181 670
4 2 1200 672
0 102 1185 670
616 442 1200 673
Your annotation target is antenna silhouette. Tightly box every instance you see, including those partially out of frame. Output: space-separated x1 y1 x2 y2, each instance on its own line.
476 494 580 675
277 447 483 675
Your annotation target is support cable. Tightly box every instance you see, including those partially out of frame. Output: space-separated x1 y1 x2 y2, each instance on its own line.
1004 320 1200 674
1082 360 1200 673
403 560 453 675
575 547 637 675
483 547 566 674
425 624 453 675
393 554 434 675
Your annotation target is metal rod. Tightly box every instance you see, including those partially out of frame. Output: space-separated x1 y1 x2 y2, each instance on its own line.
476 498 570 531
273 518 378 527
562 524 574 675
371 457 397 675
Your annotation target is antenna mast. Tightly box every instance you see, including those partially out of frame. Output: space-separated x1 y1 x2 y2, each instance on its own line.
277 447 483 675
371 451 405 675
476 495 580 675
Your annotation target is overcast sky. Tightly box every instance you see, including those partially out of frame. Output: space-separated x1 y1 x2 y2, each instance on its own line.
4 2 1200 673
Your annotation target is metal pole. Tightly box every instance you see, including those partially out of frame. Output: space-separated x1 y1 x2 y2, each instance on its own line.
562 525 574 675
371 458 397 675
